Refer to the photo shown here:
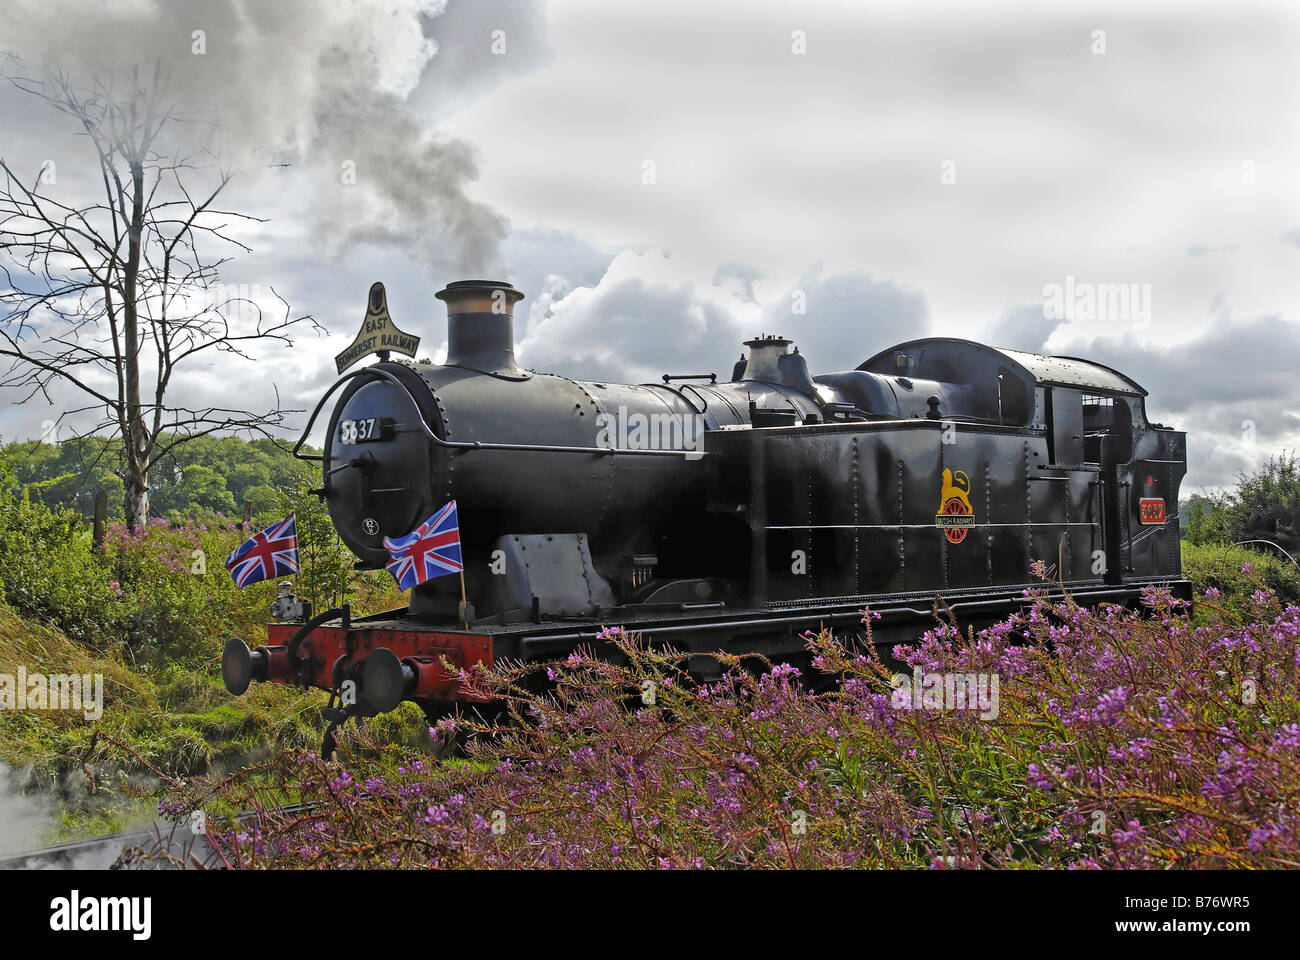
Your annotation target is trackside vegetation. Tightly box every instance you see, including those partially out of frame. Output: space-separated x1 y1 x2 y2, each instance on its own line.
1 439 1298 864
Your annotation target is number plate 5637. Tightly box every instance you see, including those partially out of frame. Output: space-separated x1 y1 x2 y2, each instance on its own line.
1139 498 1165 525
339 418 379 444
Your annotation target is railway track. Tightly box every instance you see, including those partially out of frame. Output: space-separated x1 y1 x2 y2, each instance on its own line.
0 802 318 870
0 826 176 870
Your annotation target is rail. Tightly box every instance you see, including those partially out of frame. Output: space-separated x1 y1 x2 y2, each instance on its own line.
0 802 321 870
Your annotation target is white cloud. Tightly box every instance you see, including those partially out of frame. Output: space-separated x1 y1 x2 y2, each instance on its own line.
517 249 755 383
444 0 1300 340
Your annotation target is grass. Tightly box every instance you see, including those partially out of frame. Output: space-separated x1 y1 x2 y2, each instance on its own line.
1180 539 1300 618
0 603 324 844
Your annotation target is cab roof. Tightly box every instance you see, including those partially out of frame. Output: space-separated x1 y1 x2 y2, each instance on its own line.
859 337 1146 396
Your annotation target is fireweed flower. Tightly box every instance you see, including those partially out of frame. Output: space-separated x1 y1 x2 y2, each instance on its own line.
176 583 1300 870
1026 763 1052 791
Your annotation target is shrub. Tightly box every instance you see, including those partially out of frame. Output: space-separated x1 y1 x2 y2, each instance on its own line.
161 578 1300 869
102 517 269 659
272 472 358 615
0 460 126 648
1 447 403 660
1182 541 1300 616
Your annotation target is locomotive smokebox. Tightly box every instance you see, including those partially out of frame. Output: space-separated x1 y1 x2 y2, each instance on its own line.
436 279 527 379
323 276 765 601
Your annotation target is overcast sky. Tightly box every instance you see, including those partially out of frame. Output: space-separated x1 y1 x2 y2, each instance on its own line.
2 0 1298 491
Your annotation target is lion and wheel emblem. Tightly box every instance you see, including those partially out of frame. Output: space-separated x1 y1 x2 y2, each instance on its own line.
935 468 974 543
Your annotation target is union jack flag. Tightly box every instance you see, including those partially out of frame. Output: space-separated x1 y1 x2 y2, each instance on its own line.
225 514 300 588
383 501 462 590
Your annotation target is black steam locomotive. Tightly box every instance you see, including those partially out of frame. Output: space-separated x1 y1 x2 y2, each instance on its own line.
223 279 1189 737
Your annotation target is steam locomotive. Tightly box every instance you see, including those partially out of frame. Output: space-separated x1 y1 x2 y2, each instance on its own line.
222 279 1189 744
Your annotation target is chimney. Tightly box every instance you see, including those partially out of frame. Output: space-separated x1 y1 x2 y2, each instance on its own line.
435 280 528 379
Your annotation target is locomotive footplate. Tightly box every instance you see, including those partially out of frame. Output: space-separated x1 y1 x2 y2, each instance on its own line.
223 576 1190 712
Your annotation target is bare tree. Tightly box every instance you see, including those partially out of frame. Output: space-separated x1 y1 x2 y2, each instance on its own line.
0 64 319 529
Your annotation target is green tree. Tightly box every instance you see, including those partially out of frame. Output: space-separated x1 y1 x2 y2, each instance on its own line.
243 484 282 515
161 464 237 516
284 472 353 612
1228 453 1300 553
1 433 314 520
1182 492 1231 545
1183 452 1300 555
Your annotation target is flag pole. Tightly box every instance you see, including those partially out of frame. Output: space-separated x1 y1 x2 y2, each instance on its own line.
294 512 305 613
459 568 469 629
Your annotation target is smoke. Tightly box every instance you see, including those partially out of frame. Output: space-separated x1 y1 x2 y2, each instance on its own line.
0 762 50 857
0 760 246 870
3 0 520 275
0 761 136 868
